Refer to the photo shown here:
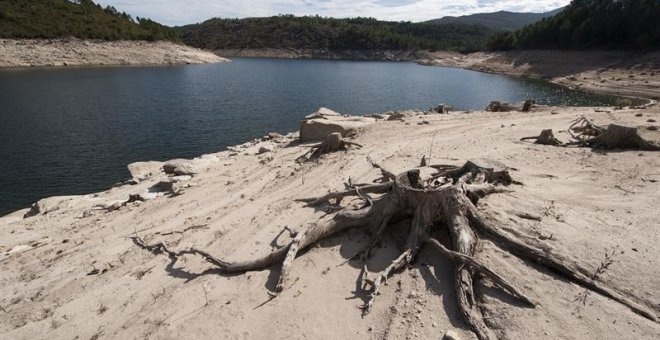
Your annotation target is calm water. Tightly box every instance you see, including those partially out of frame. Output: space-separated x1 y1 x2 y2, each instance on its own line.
0 58 619 216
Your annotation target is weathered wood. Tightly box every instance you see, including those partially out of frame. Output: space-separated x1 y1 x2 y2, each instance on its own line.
133 159 657 340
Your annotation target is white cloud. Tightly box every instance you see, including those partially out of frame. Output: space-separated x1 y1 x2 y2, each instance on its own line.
94 0 571 26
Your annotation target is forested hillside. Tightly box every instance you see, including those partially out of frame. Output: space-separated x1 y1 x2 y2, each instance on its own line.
0 0 178 41
487 0 660 50
179 16 492 53
427 8 563 31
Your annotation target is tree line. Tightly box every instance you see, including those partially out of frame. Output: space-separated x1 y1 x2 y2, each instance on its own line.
0 0 179 42
487 0 660 50
178 15 492 53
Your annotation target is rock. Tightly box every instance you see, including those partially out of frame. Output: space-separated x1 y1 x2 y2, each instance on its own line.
137 192 159 201
299 107 375 142
258 146 273 154
149 180 175 194
170 175 192 182
304 107 342 120
443 330 462 340
173 164 196 176
24 196 82 218
267 132 283 140
430 104 451 114
127 161 164 182
163 159 188 174
486 101 517 112
387 112 407 121
163 159 196 176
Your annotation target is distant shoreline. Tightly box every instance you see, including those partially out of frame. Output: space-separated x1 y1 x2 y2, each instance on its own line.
213 48 429 62
418 50 660 101
0 39 229 68
215 48 660 101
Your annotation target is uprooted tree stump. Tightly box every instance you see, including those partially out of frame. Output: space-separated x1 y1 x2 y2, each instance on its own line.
132 160 657 340
520 129 563 146
296 132 363 162
521 117 660 151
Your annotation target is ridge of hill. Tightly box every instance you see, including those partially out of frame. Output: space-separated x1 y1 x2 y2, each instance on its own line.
0 0 178 41
427 8 563 31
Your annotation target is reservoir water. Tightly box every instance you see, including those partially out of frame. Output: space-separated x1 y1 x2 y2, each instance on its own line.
0 58 620 216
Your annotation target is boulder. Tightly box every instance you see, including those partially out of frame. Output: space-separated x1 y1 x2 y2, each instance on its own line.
430 103 452 114
299 108 376 142
258 146 273 154
127 161 164 182
443 330 462 340
486 101 518 112
267 132 284 140
163 159 196 176
24 196 84 218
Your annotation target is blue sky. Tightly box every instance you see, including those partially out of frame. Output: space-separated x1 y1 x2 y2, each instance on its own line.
94 0 570 26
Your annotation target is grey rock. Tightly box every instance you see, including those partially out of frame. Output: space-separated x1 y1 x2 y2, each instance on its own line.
299 107 375 142
163 159 196 176
258 146 273 154
127 161 163 182
443 330 462 340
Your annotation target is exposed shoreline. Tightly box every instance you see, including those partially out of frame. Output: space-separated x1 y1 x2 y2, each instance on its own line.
419 50 660 101
214 48 660 100
1 104 658 339
0 39 228 68
214 48 427 62
3 41 657 101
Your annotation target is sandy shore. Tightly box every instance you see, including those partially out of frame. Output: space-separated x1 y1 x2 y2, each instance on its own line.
0 39 228 68
419 50 660 100
1 103 659 339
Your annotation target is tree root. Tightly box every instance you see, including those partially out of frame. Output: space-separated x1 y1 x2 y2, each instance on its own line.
522 117 660 150
520 129 563 146
132 160 658 340
297 132 363 162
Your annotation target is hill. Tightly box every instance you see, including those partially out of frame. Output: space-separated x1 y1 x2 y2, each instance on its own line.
178 15 492 53
487 0 660 50
427 8 563 31
0 0 178 41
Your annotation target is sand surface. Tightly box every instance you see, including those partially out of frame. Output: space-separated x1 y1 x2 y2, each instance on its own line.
420 50 660 100
1 103 659 339
0 39 228 68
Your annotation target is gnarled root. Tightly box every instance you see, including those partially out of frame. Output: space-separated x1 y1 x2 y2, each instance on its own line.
522 117 660 151
297 132 363 162
520 129 563 146
577 124 660 150
132 159 657 340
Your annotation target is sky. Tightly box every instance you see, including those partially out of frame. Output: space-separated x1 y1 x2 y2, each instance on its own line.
94 0 571 26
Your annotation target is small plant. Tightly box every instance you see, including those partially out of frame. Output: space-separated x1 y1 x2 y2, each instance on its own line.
574 247 620 310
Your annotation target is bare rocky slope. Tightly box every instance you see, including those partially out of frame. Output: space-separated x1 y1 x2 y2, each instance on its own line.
420 50 660 100
0 39 228 68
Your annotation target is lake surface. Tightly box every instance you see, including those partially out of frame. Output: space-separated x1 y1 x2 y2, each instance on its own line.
0 58 620 216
